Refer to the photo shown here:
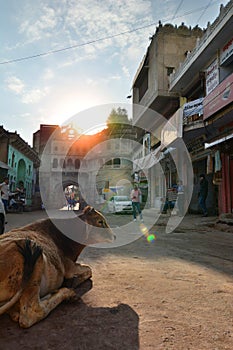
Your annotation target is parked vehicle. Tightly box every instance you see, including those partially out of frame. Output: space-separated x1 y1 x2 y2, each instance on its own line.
0 198 6 234
8 193 25 213
108 195 133 214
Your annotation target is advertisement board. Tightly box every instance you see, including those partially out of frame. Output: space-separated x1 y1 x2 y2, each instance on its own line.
203 72 233 120
206 59 219 95
183 98 204 118
220 36 233 65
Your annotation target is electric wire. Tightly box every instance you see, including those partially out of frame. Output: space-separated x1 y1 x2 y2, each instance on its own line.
172 0 184 21
196 0 213 24
0 1 220 66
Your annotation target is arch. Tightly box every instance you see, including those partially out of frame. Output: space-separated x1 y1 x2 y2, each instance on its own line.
106 159 112 166
75 159 80 169
11 152 15 168
67 158 73 167
60 158 66 168
17 159 26 183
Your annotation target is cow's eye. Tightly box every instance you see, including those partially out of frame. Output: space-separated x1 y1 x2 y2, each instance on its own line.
98 220 104 225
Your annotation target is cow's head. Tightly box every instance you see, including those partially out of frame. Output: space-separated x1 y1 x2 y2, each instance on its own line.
79 206 115 245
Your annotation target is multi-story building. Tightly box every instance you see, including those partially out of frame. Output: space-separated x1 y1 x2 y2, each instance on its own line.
169 0 233 214
0 126 40 206
33 123 139 209
0 127 10 179
131 1 233 215
132 22 204 209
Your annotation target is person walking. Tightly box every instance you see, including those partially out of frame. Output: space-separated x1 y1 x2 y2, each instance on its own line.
177 180 185 216
198 174 208 217
131 184 143 222
0 177 10 212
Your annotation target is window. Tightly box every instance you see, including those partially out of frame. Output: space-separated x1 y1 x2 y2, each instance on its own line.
60 159 66 168
53 158 58 168
75 159 80 169
11 152 15 167
167 67 174 76
139 73 148 101
113 158 121 168
67 158 73 167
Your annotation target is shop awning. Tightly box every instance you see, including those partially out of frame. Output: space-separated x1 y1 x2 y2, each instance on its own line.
205 133 233 149
0 161 11 170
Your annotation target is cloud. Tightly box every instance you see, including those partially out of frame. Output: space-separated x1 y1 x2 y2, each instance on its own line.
122 65 130 78
19 5 58 42
21 87 50 104
5 75 50 104
43 68 54 80
14 0 154 63
5 76 25 94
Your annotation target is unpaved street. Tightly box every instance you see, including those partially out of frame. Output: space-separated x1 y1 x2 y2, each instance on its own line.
1 211 233 349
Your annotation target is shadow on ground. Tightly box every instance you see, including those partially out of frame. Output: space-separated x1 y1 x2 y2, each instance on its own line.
0 280 139 350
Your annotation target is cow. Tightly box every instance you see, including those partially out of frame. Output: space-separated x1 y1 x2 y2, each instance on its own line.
0 206 114 328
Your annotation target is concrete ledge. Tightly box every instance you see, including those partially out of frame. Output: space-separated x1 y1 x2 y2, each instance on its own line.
217 213 233 226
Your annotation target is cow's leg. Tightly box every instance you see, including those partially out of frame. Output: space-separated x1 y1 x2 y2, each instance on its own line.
63 260 92 288
18 255 76 328
7 303 20 323
19 286 76 328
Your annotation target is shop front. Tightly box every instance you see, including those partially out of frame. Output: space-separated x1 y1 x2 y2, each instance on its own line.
204 72 233 214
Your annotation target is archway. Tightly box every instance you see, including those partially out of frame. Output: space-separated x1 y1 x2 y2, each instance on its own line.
54 180 88 211
17 159 26 185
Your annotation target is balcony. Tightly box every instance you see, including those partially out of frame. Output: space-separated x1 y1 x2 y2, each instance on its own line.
169 2 233 93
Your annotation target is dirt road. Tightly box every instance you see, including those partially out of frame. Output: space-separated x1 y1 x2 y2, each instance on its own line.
1 211 233 349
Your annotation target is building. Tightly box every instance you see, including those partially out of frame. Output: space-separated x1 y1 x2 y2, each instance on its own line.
132 22 204 210
0 126 40 206
169 0 233 214
33 122 139 209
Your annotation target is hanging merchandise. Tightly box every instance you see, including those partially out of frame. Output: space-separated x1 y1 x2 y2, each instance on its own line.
207 154 213 174
215 150 222 172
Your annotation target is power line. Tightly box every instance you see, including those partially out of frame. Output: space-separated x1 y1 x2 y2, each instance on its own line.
0 1 220 66
196 0 212 23
172 0 184 21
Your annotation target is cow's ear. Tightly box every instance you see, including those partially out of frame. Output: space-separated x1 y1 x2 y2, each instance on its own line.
83 206 95 215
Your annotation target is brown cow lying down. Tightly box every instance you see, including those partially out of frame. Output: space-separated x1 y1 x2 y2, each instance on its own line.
0 206 114 328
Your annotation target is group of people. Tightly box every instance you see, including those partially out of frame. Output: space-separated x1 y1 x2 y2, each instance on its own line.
163 174 209 217
162 175 209 217
0 174 209 218
0 177 26 212
131 173 209 221
162 181 185 216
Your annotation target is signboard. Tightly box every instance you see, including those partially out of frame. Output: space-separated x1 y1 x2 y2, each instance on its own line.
220 36 233 65
206 59 219 95
203 72 233 120
183 98 204 118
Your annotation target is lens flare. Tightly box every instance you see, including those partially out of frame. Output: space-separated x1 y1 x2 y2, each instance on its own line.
139 223 156 243
147 234 156 243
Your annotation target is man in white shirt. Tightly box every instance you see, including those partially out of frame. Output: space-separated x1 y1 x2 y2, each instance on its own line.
0 177 10 212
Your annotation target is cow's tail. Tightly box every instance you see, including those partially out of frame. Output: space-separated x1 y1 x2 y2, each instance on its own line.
0 238 42 315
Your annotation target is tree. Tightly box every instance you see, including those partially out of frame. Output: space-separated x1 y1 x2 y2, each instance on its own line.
106 107 131 126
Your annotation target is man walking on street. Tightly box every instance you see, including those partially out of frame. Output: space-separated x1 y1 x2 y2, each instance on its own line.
198 174 208 217
131 184 143 222
0 177 10 212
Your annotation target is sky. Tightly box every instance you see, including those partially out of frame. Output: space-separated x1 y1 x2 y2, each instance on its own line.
0 0 229 146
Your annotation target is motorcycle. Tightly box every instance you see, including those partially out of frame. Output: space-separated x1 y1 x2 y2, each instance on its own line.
8 193 25 213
